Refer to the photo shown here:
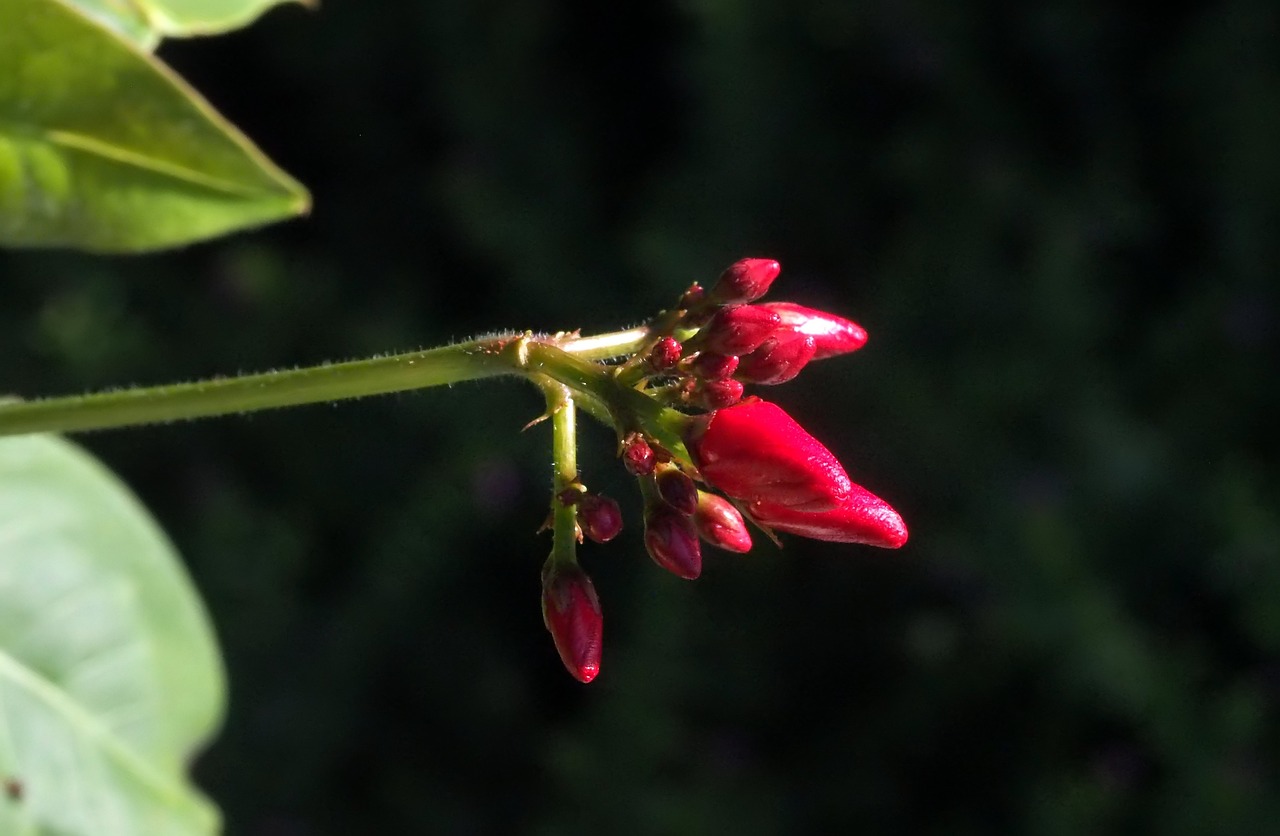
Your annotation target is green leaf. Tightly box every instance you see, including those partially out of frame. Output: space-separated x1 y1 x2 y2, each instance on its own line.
67 0 310 50
64 1 160 50
0 435 225 835
0 0 310 253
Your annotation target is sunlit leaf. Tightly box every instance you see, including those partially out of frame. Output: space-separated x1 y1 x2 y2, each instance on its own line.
0 434 225 835
0 0 310 253
66 0 309 49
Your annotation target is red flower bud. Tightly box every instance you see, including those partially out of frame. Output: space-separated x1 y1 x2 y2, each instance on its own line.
648 337 682 371
758 302 868 359
679 283 706 309
698 305 783 356
622 435 656 476
643 505 702 579
656 465 699 515
748 484 908 549
686 399 852 512
576 493 623 543
709 258 782 305
694 378 744 409
736 332 817 385
541 564 603 683
690 351 739 380
693 492 752 553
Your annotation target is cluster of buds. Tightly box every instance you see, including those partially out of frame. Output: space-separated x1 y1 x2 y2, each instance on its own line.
540 258 906 683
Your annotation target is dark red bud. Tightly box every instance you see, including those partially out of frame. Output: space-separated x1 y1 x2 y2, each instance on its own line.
685 398 852 512
679 283 706 309
693 492 753 553
576 494 623 543
541 564 603 683
748 484 908 549
655 465 699 515
643 505 702 579
695 378 744 409
699 305 783 356
690 351 739 380
622 435 656 476
757 302 868 359
736 332 817 385
709 258 782 305
648 337 682 371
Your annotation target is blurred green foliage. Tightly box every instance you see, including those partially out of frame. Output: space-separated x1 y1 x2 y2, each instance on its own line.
3 0 1278 833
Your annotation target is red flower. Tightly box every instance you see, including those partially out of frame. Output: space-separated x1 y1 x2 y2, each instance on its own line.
693 492 753 553
644 504 702 579
622 434 656 476
656 465 699 515
697 305 783 356
708 258 782 304
758 302 867 359
736 332 817 385
541 564 604 683
685 398 852 512
748 485 908 549
694 377 744 409
690 351 739 380
575 493 623 543
648 337 683 370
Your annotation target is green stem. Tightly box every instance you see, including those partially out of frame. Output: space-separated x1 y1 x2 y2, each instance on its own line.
0 328 694 458
0 337 521 437
544 383 579 567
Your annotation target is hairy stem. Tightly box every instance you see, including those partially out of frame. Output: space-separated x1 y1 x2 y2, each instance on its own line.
544 383 580 567
0 327 696 449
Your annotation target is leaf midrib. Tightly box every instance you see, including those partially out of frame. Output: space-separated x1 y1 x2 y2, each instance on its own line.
0 118 301 201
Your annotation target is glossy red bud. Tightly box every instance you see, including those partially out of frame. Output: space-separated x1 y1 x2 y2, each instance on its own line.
693 492 752 553
695 378 744 409
622 435 656 476
686 398 852 512
709 258 782 305
576 494 623 543
736 332 817 385
757 302 868 359
699 305 783 356
643 505 702 579
648 337 682 371
656 466 699 515
690 351 739 380
748 484 908 549
541 564 604 683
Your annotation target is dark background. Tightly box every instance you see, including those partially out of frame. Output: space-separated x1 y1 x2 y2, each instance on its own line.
5 1 1280 832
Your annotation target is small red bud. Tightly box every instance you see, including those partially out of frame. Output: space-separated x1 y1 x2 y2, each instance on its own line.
622 435 656 476
757 302 868 359
643 505 702 579
693 492 753 553
576 494 623 543
679 283 706 309
655 465 699 515
690 351 739 380
736 332 817 385
685 398 853 512
648 337 682 371
695 377 744 409
698 305 783 356
709 258 782 305
541 564 603 683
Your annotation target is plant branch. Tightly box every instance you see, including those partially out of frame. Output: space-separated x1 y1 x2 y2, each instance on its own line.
0 327 694 448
